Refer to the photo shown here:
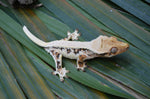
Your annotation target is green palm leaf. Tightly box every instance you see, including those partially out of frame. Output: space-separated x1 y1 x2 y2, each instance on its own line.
0 52 25 99
111 0 150 25
0 0 150 98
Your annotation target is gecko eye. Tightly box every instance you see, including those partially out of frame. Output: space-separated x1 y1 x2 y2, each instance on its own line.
110 47 118 54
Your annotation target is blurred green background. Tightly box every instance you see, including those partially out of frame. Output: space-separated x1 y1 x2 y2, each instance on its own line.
0 0 150 99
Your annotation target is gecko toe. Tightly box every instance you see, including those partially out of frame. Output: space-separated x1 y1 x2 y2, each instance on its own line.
65 75 69 78
60 78 64 82
52 68 69 81
51 71 56 75
82 69 86 72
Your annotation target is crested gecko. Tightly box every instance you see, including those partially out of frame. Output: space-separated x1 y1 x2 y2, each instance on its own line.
23 26 129 81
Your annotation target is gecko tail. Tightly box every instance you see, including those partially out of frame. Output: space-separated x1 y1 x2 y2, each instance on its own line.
23 26 49 47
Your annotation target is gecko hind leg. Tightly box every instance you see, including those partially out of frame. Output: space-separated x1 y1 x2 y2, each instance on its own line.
77 55 88 71
63 29 80 41
49 50 69 81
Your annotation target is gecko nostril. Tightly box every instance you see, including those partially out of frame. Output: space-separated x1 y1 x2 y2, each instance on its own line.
126 46 129 50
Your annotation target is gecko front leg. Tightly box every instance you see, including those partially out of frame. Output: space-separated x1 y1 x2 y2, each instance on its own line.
77 55 88 71
63 30 80 41
46 49 69 81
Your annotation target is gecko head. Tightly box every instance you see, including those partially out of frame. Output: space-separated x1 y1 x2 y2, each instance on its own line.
91 36 129 57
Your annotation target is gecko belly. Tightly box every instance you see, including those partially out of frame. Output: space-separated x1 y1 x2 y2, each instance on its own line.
61 51 79 59
59 48 81 59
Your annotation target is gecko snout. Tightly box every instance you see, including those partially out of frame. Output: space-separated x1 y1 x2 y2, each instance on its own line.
122 43 129 52
126 45 129 50
125 43 129 50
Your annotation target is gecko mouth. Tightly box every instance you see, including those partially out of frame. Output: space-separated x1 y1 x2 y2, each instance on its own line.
126 46 129 50
123 44 129 52
99 52 111 57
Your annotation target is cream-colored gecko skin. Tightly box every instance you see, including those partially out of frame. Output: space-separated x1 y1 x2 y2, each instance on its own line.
23 26 129 81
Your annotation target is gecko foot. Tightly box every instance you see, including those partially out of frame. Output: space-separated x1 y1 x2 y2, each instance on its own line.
67 29 80 40
52 68 69 81
77 62 87 72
